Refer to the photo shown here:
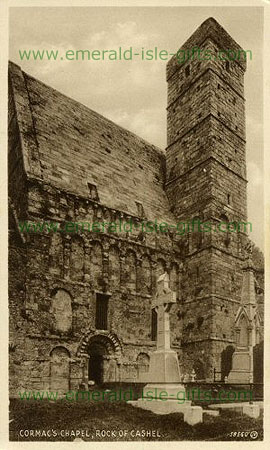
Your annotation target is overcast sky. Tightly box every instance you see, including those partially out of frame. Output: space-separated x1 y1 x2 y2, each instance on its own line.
9 6 264 250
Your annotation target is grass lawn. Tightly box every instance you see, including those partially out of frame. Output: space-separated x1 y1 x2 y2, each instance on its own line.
9 396 263 441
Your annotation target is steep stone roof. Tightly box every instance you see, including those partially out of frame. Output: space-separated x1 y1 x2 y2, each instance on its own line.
167 17 247 80
9 61 175 223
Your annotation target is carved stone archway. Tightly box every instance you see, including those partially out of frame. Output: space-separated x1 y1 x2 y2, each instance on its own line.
77 331 122 386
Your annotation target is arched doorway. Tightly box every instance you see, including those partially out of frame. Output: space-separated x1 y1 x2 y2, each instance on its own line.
193 359 205 381
77 333 122 385
88 341 107 385
221 345 235 380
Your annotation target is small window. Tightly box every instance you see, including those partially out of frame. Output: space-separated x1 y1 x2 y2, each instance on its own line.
185 65 190 77
227 194 231 205
225 61 230 72
197 316 204 329
88 183 99 201
95 293 109 330
135 201 144 218
151 309 157 341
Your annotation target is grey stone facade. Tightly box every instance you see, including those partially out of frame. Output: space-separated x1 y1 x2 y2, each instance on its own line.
8 18 264 396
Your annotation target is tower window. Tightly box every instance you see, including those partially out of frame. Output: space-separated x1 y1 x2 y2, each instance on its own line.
135 201 145 218
225 61 230 72
151 309 157 341
95 293 109 330
185 65 190 77
88 183 99 201
227 194 231 205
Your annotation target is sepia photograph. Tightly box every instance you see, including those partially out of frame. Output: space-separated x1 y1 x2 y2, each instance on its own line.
3 1 267 445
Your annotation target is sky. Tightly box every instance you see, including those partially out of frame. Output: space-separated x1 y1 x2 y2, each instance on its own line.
9 6 264 250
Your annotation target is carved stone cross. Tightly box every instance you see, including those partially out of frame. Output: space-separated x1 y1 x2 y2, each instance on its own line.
152 272 176 351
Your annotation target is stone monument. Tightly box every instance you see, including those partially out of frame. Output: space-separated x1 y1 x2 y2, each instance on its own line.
132 273 192 414
228 257 262 383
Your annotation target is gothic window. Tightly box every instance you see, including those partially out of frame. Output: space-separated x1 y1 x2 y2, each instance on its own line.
225 61 230 71
70 236 84 281
151 309 157 341
185 65 190 77
95 293 109 330
51 289 72 334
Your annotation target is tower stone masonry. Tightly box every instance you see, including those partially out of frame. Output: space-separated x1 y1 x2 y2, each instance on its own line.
8 17 264 395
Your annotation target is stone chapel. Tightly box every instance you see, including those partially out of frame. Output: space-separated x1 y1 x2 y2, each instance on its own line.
8 17 264 395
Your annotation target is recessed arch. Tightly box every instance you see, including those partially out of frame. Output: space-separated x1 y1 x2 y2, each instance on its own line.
50 346 70 393
77 331 122 359
70 235 84 281
50 289 72 334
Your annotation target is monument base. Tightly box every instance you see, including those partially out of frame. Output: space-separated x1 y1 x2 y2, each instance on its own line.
128 383 191 415
142 383 186 400
227 351 252 383
147 349 181 383
129 398 191 415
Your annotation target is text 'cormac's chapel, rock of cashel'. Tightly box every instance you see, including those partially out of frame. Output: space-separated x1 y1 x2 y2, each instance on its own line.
8 17 264 394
